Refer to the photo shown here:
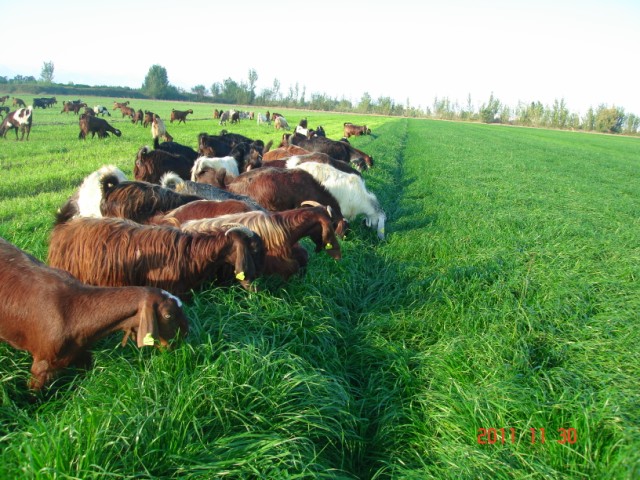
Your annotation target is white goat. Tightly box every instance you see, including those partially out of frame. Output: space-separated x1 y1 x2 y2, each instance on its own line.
93 105 111 116
291 161 386 240
275 116 290 130
191 155 239 181
76 165 128 218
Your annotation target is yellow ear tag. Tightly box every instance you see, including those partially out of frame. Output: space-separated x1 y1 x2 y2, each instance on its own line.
325 243 332 250
236 271 246 281
143 333 155 346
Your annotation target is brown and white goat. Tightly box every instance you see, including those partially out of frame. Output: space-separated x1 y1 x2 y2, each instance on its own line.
0 106 33 140
282 133 373 170
151 114 172 142
48 218 265 296
0 237 188 390
181 203 340 280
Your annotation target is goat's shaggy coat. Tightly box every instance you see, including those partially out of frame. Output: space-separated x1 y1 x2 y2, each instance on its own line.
0 237 188 390
47 217 265 296
181 204 341 280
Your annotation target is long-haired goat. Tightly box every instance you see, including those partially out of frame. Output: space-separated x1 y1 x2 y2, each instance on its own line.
148 199 256 226
153 137 199 162
0 237 188 390
151 114 172 142
282 132 373 169
134 146 195 184
195 166 348 237
160 172 266 212
292 162 386 239
263 152 362 177
262 144 310 161
48 218 265 296
181 203 340 280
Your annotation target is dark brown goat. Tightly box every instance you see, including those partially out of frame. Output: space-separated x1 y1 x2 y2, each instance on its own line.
79 114 121 139
0 237 188 390
196 166 348 237
281 132 373 169
48 218 265 296
181 204 341 280
143 110 155 127
120 105 136 119
132 109 144 125
133 146 195 183
98 174 202 223
262 145 310 161
170 109 193 124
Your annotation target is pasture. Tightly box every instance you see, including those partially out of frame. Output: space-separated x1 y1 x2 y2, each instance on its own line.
0 95 639 478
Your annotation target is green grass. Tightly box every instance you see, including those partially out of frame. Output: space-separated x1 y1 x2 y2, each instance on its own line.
0 95 639 478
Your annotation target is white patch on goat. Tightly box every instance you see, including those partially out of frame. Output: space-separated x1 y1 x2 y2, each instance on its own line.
293 162 386 239
191 156 239 181
161 290 182 307
76 165 127 218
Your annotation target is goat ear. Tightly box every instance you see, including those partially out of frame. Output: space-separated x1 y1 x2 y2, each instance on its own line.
136 300 159 348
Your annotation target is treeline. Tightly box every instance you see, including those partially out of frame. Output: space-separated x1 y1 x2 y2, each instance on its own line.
2 67 638 135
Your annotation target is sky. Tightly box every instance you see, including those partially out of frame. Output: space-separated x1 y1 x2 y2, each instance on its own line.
1 0 638 116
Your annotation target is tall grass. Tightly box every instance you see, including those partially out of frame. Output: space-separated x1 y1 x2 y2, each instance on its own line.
0 96 638 478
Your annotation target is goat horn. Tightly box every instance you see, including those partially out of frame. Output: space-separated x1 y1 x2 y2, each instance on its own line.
300 200 322 208
223 224 254 237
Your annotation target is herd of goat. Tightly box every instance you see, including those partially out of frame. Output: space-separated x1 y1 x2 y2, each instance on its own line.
0 95 382 391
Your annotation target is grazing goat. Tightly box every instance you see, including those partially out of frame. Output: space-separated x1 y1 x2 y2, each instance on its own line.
160 172 266 212
12 97 26 108
0 106 10 118
0 106 33 140
257 113 271 125
196 166 348 237
79 114 121 139
282 133 373 169
93 105 111 116
153 137 199 162
262 145 310 161
192 142 263 179
113 100 130 110
120 105 135 119
275 116 290 130
343 122 371 137
0 237 188 390
148 199 256 226
219 110 230 125
181 203 341 280
134 145 195 184
0 95 9 105
151 114 172 142
48 218 265 296
263 152 362 177
132 109 144 125
170 109 193 124
292 162 386 239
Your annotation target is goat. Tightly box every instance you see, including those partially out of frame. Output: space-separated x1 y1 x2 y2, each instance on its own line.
0 106 33 140
153 137 199 161
0 106 9 118
148 199 256 226
181 203 341 280
12 97 26 108
0 236 188 390
160 172 266 212
192 142 263 179
219 110 230 125
263 152 362 177
275 116 290 130
113 100 130 110
170 109 193 124
78 114 121 139
93 105 111 116
134 146 195 184
48 218 265 296
151 114 173 142
120 105 135 119
281 133 373 170
132 109 144 125
196 166 348 237
262 145 310 161
143 110 155 128
343 122 371 137
292 162 386 239
0 95 9 105
257 113 271 125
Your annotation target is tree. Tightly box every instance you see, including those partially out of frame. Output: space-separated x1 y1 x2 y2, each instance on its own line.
40 61 54 84
595 105 624 133
479 93 501 123
192 85 208 100
247 69 258 103
357 92 372 113
142 65 170 99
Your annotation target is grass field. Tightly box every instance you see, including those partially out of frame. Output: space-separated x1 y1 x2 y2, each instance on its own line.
1 95 639 478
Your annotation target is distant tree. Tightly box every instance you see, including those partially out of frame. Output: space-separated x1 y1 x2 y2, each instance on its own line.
192 84 207 100
142 65 170 99
595 105 624 133
40 61 55 83
582 107 596 131
479 93 501 123
623 113 640 135
247 69 258 103
357 92 372 113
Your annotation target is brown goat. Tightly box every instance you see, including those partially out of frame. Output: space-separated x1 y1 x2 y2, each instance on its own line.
262 145 310 161
195 166 348 237
48 218 266 296
0 107 33 140
0 237 188 390
134 146 195 184
148 199 257 226
143 110 155 127
170 109 193 124
132 109 144 125
78 114 122 139
281 132 373 169
181 204 341 280
120 105 135 119
113 100 130 110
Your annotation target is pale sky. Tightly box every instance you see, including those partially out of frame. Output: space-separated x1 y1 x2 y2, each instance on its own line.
1 0 638 116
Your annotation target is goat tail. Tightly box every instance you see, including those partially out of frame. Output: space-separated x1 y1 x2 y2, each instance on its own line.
160 171 184 190
100 173 123 197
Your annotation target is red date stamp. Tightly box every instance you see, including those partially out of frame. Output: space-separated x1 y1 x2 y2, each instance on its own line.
477 428 578 445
